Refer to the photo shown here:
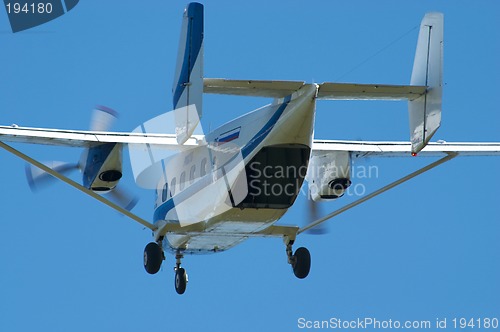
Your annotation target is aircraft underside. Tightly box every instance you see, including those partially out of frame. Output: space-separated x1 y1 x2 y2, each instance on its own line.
164 208 287 254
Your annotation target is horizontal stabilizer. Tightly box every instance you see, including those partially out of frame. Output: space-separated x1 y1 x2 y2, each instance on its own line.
203 78 304 98
317 83 426 100
203 79 428 101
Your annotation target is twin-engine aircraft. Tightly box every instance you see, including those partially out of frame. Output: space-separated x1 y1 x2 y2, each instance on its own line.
1 3 499 295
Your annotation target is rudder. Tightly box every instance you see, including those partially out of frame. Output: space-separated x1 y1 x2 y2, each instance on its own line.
172 2 204 144
409 12 444 154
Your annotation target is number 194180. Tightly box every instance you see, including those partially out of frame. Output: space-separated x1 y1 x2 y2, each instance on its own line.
452 318 498 329
5 2 53 14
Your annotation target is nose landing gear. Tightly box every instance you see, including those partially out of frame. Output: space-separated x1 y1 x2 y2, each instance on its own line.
174 252 188 295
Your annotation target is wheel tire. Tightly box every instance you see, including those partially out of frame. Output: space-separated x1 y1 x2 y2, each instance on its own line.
144 242 163 274
292 247 311 279
175 268 187 295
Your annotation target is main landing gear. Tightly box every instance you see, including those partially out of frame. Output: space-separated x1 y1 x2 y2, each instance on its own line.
143 242 163 274
143 242 188 295
143 236 309 293
286 239 311 279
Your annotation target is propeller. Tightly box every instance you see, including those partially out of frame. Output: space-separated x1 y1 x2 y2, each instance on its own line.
90 105 118 131
24 106 138 211
25 161 80 192
303 189 329 235
106 187 139 211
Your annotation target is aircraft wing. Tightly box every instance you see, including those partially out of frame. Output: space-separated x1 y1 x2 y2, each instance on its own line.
312 140 500 157
0 125 203 149
301 139 500 234
0 124 205 231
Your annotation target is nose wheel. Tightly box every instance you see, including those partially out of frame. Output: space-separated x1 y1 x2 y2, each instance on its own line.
174 253 188 295
175 267 188 294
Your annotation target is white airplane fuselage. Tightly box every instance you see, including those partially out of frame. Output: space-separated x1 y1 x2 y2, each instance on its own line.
154 84 317 254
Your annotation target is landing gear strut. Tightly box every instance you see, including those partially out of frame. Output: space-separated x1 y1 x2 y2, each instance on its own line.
143 241 188 294
286 240 311 279
174 252 188 295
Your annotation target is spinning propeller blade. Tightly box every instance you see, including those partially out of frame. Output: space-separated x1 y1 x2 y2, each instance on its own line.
89 106 138 211
25 161 79 192
106 186 139 211
90 105 118 132
304 192 329 235
25 106 138 211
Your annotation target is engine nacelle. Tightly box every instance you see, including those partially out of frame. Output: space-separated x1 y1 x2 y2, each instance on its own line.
306 151 351 201
82 143 123 192
91 168 123 192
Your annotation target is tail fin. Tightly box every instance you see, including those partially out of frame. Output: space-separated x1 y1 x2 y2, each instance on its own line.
409 12 444 154
172 2 204 144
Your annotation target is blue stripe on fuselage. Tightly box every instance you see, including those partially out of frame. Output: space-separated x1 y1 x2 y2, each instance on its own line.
241 94 291 159
153 95 292 223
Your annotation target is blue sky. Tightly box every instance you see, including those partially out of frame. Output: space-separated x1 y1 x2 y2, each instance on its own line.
0 1 498 331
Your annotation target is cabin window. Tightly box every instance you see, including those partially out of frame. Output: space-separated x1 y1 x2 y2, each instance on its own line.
170 177 176 196
180 171 186 191
162 182 169 202
200 158 207 176
189 164 196 184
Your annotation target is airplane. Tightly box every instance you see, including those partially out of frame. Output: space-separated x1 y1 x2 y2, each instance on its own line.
0 3 499 295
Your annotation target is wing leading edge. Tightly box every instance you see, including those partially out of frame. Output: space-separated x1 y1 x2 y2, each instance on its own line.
312 140 500 158
0 125 203 148
302 138 499 233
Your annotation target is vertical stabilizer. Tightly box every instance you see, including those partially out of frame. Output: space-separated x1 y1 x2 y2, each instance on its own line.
409 12 443 154
172 2 204 144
